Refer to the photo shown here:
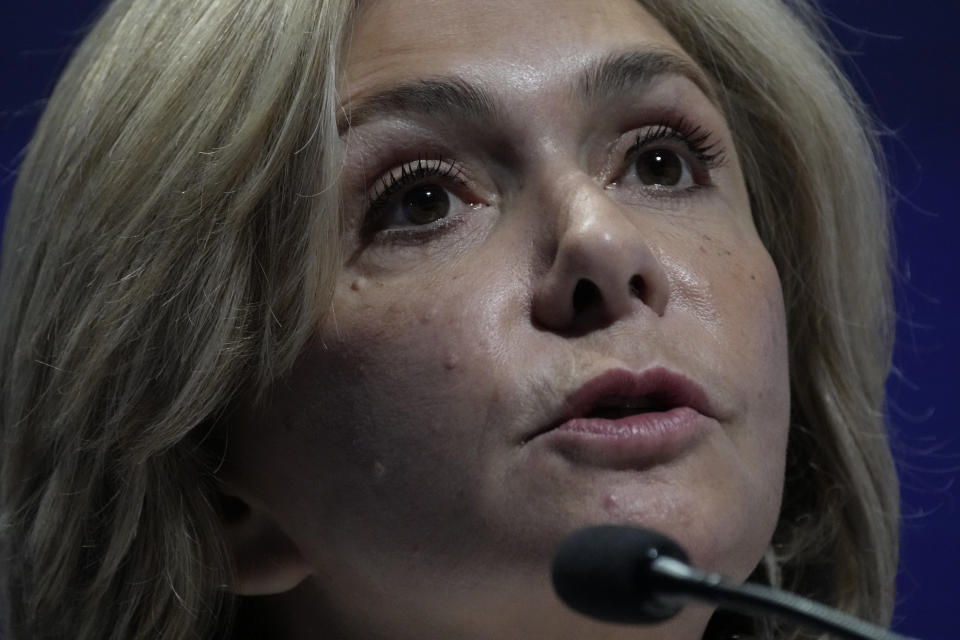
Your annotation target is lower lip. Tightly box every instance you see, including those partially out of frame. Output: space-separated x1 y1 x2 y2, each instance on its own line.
539 407 710 468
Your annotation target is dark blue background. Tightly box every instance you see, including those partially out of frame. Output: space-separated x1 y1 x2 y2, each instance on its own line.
1 2 957 637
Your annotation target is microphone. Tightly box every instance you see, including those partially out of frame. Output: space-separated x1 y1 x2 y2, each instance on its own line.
551 525 916 640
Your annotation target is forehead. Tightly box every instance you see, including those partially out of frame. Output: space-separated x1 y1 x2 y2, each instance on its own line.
343 0 695 98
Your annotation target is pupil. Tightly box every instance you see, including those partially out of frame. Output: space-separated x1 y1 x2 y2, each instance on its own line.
635 149 683 186
403 184 450 225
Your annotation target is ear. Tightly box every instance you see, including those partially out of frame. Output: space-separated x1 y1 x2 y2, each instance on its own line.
217 486 313 596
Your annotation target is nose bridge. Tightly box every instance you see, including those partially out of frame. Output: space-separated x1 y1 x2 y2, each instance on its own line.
531 170 671 332
535 163 634 247
559 179 635 253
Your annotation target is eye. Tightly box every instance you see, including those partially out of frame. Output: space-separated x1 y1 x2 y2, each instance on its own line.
613 119 726 196
363 158 474 235
374 182 467 231
400 183 451 225
633 148 691 188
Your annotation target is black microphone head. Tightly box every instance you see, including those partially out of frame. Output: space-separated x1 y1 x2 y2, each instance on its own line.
551 525 689 624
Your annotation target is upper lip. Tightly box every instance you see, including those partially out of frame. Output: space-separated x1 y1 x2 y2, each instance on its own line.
525 366 716 442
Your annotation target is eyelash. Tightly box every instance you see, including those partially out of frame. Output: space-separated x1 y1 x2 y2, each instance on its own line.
623 117 726 178
363 156 465 234
360 118 727 239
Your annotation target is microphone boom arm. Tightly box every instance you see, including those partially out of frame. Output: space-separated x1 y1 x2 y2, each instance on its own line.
650 556 915 640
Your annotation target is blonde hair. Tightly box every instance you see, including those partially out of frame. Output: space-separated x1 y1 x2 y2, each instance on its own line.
0 1 897 639
638 0 898 635
1 0 352 638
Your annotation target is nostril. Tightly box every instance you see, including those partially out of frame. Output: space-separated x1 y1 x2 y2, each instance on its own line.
572 279 601 313
629 275 645 300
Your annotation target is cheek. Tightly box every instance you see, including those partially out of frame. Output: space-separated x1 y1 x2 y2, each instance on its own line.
694 230 788 393
736 253 790 425
684 235 790 564
665 229 790 421
248 271 530 568
333 272 505 382
302 266 522 476
725 248 791 525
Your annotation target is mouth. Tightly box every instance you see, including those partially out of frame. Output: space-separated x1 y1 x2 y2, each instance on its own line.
580 395 676 420
524 366 715 444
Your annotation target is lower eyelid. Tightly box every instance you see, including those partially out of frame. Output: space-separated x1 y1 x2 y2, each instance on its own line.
363 176 492 240
368 199 493 250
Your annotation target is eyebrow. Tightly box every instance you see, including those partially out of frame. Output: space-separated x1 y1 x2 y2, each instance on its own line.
578 48 717 106
338 76 498 134
337 47 716 134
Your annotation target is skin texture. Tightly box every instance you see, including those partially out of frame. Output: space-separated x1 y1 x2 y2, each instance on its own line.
221 0 791 638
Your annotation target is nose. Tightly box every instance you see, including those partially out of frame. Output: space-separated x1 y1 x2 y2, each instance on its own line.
531 182 670 333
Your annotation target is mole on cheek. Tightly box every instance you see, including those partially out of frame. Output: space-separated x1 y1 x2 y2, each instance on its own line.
443 352 459 370
350 277 368 292
603 493 620 515
419 306 440 325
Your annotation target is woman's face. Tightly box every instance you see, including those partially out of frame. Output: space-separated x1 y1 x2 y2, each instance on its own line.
225 0 790 637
